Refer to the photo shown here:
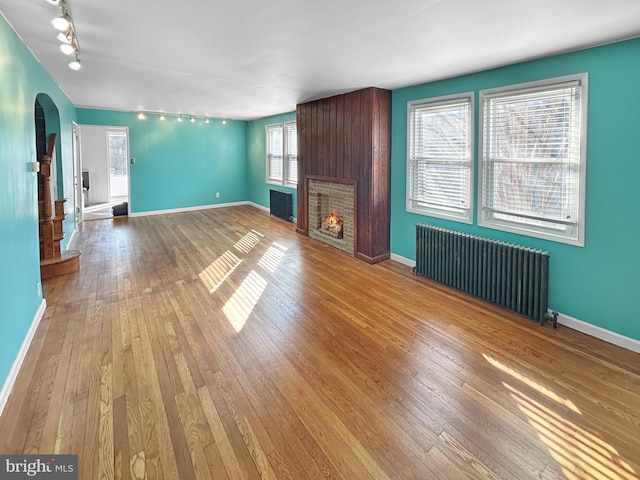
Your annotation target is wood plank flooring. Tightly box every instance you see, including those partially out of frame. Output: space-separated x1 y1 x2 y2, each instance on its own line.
1 205 639 479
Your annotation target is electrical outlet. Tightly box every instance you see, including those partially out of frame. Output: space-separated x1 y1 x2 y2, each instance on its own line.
216 192 220 198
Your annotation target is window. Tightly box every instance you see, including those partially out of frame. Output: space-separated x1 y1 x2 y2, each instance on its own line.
266 121 297 187
107 132 127 176
407 93 473 223
479 74 587 245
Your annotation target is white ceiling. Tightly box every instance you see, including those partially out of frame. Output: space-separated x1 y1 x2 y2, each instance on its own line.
2 0 640 120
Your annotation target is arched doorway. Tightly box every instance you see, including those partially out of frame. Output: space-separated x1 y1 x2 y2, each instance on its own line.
34 94 80 278
35 94 62 202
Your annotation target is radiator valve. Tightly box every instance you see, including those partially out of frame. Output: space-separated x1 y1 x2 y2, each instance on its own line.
543 311 559 329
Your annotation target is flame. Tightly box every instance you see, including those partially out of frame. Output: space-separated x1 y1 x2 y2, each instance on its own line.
324 210 342 229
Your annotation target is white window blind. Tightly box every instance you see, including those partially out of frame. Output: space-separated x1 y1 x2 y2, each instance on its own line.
407 94 473 222
285 122 298 187
266 121 297 186
480 75 586 245
266 124 283 183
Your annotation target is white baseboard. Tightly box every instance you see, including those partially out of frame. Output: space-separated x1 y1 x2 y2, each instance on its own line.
67 227 78 250
555 311 640 354
0 298 46 417
390 253 415 268
248 202 269 213
389 254 639 354
128 201 250 218
128 201 299 223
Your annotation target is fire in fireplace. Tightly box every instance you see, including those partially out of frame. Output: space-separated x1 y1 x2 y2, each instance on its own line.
321 210 343 239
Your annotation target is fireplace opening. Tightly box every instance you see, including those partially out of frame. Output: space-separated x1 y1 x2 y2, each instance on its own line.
308 179 355 255
321 210 343 239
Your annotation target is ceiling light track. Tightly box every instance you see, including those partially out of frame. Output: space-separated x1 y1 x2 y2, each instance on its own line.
47 0 81 70
136 112 228 125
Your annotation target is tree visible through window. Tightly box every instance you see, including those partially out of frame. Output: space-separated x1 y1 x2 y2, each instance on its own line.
480 75 587 245
108 133 127 176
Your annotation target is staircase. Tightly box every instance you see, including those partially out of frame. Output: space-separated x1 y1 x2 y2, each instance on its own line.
39 133 81 279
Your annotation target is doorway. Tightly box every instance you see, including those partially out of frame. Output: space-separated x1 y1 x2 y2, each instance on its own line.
78 125 130 221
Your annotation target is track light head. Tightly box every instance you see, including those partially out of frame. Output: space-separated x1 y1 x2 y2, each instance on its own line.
60 43 75 55
57 30 72 44
51 15 71 32
68 56 81 70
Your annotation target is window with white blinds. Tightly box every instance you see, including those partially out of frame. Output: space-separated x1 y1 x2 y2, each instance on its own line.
284 122 298 187
266 124 283 183
266 121 297 187
479 74 587 246
407 93 473 223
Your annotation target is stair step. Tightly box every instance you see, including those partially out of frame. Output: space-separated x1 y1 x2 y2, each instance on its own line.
40 250 81 280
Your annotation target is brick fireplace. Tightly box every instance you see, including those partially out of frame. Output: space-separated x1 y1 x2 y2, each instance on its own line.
308 179 355 255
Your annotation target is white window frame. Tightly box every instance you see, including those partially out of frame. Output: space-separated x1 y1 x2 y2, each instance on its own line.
478 74 588 246
406 92 474 224
266 121 297 187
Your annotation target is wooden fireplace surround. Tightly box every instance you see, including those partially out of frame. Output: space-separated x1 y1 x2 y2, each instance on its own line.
295 87 391 264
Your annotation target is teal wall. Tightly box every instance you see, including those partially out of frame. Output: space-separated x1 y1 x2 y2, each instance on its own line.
247 112 297 216
391 38 640 340
76 110 248 214
2 11 639 403
0 14 77 390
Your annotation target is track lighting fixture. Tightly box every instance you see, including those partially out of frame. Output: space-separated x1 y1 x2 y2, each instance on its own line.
47 0 82 70
136 112 223 124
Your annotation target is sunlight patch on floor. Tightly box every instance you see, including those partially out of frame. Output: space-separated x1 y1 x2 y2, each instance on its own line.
198 250 242 293
484 353 636 480
483 354 580 413
233 230 263 254
222 270 268 333
258 242 287 273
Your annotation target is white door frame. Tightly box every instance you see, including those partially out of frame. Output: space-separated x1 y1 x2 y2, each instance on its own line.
72 122 83 224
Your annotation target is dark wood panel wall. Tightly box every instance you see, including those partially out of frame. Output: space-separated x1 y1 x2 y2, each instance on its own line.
296 87 391 264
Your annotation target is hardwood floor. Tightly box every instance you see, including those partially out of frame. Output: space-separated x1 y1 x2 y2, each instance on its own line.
1 205 639 480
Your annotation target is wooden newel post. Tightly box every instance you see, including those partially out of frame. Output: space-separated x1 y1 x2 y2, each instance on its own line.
40 153 55 259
